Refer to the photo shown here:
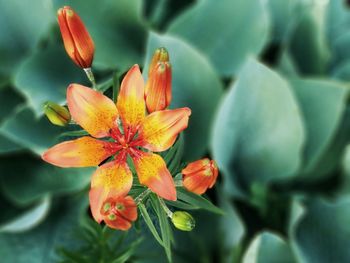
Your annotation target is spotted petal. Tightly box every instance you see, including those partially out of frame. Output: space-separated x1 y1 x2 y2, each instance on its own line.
133 152 176 201
116 65 145 131
67 84 118 138
138 107 191 152
89 161 133 222
42 136 117 168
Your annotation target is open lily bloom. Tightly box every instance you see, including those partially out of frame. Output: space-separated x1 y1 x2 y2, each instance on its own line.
42 65 191 224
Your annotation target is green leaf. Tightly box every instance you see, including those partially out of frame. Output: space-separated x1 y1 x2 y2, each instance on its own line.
289 78 350 179
0 197 50 233
0 195 88 263
290 197 350 263
139 203 164 247
14 44 86 115
0 154 92 205
242 232 295 263
0 107 64 155
212 58 304 196
145 32 223 160
53 0 147 71
167 0 269 76
162 135 184 174
0 86 25 123
150 195 173 263
288 2 330 75
176 188 224 215
0 134 22 154
217 193 245 262
0 0 54 79
267 0 300 43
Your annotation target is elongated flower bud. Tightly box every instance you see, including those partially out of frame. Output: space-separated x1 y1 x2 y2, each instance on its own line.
148 47 170 77
145 61 172 113
182 159 219 195
171 211 195 231
57 6 94 68
44 101 71 126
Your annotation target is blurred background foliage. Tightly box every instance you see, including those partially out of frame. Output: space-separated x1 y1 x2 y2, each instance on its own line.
1 0 350 262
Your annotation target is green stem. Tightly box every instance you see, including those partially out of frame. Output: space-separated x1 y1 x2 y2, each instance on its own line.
84 67 97 89
135 189 151 205
158 197 173 218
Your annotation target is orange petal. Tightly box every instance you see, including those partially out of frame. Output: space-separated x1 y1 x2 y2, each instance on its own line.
133 152 176 201
89 161 133 222
67 84 118 138
57 6 94 68
138 108 191 152
145 62 172 113
182 159 219 195
116 65 145 130
42 136 116 168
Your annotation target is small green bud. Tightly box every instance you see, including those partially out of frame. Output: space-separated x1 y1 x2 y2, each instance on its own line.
44 101 71 126
171 211 195 231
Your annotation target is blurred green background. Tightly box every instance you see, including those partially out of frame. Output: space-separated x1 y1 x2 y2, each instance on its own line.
2 0 350 262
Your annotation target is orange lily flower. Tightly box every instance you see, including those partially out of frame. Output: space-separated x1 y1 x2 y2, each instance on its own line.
42 65 191 225
57 6 95 68
182 159 219 195
100 196 137 230
145 48 172 113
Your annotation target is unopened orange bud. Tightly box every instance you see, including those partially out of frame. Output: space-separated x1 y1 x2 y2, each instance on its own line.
182 159 219 195
57 6 94 68
148 47 170 77
145 61 172 113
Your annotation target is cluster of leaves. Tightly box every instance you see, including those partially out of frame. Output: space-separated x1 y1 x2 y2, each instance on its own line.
2 0 350 262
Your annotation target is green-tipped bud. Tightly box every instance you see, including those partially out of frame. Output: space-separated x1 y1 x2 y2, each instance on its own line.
148 47 169 77
44 101 71 126
171 211 195 231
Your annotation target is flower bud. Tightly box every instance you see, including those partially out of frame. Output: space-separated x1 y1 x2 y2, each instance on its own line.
145 61 172 113
100 196 137 231
44 101 71 126
57 6 95 68
148 47 170 77
171 211 195 231
182 159 219 195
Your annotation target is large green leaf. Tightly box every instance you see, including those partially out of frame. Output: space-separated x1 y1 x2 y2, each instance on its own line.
0 197 50 233
288 2 330 75
0 154 92 205
0 107 65 155
212 58 304 196
53 0 148 71
0 135 22 154
0 195 88 263
145 32 223 160
289 78 350 179
167 0 269 76
0 86 25 123
290 198 350 263
0 0 54 79
243 232 295 263
14 45 85 115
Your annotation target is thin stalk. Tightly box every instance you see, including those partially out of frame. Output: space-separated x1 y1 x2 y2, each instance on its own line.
158 197 173 218
135 189 151 205
84 67 97 89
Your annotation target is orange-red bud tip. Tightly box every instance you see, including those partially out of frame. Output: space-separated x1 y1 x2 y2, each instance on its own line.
182 159 219 195
57 6 95 68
